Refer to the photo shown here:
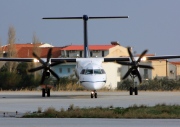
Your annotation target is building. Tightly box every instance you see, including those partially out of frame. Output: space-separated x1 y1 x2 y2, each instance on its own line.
1 42 180 89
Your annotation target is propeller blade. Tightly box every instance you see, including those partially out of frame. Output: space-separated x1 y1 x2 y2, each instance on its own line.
40 71 46 84
49 69 60 81
47 48 52 63
127 47 134 62
136 69 142 83
139 64 154 69
122 68 133 80
32 52 46 66
137 49 148 63
28 66 44 72
116 61 133 66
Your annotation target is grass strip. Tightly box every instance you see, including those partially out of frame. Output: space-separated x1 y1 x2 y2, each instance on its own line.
23 104 180 118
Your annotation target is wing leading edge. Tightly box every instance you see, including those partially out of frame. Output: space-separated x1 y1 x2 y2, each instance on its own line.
103 55 180 62
146 55 180 60
0 55 180 63
0 58 77 62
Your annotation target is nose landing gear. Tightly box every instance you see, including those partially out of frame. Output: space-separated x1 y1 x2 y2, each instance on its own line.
129 75 138 95
42 88 51 97
91 90 97 98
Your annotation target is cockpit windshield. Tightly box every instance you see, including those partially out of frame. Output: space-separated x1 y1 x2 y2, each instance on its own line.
80 69 105 75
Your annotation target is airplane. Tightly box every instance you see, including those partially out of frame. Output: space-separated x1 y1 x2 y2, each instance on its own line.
1 15 180 98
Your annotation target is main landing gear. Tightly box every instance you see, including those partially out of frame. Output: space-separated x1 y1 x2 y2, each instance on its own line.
129 86 138 95
41 84 52 97
42 88 51 97
129 75 138 95
91 90 97 98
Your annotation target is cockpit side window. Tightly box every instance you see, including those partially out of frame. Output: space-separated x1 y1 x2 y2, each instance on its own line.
101 69 106 74
80 69 85 74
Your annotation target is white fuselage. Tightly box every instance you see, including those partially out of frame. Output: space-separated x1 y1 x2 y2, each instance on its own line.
75 58 106 90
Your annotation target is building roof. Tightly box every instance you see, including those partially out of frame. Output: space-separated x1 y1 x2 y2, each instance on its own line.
61 45 115 51
40 47 62 58
170 61 180 65
1 43 62 58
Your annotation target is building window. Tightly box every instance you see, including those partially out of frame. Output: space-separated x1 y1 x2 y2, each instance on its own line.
67 68 70 73
80 51 82 57
3 52 8 57
59 68 62 73
90 51 92 57
67 51 69 57
102 51 104 57
144 69 148 79
117 67 121 76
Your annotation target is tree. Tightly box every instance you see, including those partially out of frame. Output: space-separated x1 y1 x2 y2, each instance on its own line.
6 26 17 73
28 33 42 80
0 38 3 57
32 33 41 56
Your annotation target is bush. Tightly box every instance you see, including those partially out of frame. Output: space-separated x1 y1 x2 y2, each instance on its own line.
118 78 180 91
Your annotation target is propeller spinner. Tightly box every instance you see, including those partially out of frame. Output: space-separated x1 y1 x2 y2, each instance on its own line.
117 47 154 83
28 48 64 84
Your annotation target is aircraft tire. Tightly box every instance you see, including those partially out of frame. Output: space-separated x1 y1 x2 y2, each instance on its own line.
129 87 133 95
47 89 50 97
42 89 45 97
134 87 138 95
95 93 97 98
91 93 93 98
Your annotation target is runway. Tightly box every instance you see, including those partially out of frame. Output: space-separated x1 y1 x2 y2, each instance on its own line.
0 118 180 127
0 91 180 114
0 91 180 127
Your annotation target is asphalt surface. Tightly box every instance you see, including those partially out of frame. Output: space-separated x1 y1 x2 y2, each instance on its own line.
0 91 180 127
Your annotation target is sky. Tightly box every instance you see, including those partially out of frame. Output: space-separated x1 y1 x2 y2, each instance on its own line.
0 0 180 56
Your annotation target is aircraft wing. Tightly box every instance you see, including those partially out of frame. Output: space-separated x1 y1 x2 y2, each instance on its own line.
0 55 179 63
104 57 130 62
51 58 76 62
0 58 34 62
103 55 180 62
0 58 77 62
146 55 180 60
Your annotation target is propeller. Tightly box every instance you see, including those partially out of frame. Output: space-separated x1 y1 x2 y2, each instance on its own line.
117 47 154 83
28 48 64 84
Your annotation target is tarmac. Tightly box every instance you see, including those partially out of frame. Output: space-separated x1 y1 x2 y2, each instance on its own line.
0 91 180 127
0 91 180 117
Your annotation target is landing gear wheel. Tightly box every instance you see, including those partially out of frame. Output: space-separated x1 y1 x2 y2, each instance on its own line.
129 87 133 95
91 93 93 98
134 87 138 95
95 93 97 98
47 89 50 97
42 89 45 97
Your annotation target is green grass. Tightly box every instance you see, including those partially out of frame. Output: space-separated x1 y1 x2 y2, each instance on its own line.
23 104 180 118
